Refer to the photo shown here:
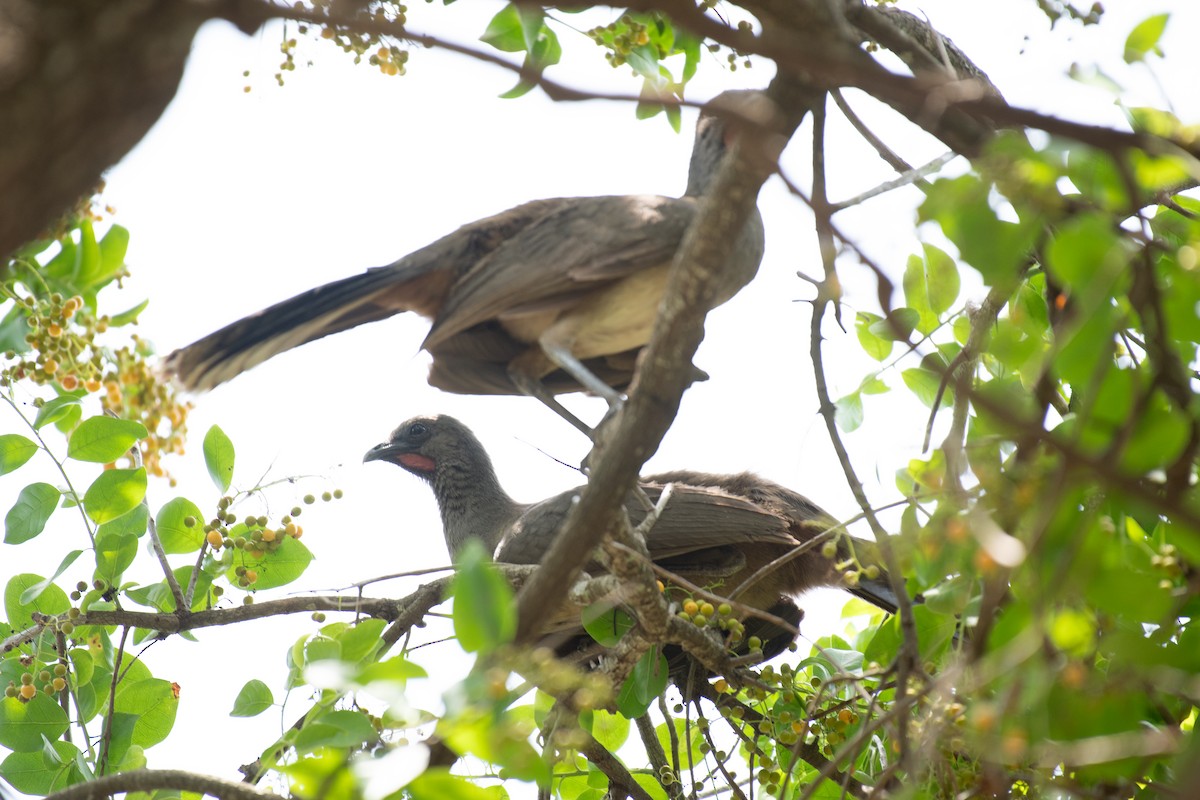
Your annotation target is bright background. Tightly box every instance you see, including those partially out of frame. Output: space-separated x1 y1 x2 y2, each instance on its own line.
2 0 1195 789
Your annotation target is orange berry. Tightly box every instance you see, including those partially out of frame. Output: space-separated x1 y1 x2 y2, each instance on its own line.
682 600 699 616
206 530 224 549
261 529 276 543
59 375 78 391
18 684 36 700
244 570 258 584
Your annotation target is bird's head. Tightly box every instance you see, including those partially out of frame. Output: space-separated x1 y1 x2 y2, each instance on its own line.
687 89 782 197
363 414 478 481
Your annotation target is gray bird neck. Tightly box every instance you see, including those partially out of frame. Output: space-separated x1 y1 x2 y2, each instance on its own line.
684 121 727 197
431 450 523 560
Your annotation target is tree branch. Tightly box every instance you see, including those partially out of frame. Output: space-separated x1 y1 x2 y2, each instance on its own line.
43 768 274 800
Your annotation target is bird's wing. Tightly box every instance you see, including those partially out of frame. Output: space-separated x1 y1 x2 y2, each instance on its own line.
496 483 798 567
165 199 557 390
633 484 803 558
424 326 639 395
423 194 696 348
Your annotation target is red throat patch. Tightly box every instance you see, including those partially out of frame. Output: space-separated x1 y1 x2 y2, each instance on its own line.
397 453 436 473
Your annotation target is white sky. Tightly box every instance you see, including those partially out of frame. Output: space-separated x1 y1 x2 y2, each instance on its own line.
2 0 1196 792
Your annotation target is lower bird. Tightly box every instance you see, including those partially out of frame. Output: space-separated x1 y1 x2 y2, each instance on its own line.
363 415 899 662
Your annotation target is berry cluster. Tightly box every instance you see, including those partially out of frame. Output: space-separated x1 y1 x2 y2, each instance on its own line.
587 16 652 69
99 338 192 483
4 663 68 703
1 283 192 483
674 592 749 647
198 489 343 586
2 293 106 388
311 3 410 75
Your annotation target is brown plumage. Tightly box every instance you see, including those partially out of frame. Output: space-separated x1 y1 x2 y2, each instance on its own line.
364 415 899 657
165 92 770 432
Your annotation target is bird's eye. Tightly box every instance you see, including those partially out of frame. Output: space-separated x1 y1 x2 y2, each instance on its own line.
408 422 428 437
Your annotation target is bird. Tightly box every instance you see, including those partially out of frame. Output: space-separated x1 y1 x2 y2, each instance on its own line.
363 414 900 662
164 92 772 435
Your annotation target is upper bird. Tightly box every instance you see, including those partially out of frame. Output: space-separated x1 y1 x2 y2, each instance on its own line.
165 92 770 434
364 414 899 658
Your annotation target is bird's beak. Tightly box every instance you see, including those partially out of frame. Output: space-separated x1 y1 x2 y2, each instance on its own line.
363 441 402 464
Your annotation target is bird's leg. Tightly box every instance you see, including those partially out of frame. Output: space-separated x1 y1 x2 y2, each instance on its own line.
538 338 626 406
507 369 596 438
537 338 629 448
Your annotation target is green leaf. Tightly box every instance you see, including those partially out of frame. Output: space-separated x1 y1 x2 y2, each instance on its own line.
75 218 100 286
408 770 503 800
94 528 138 587
223 534 313 590
581 603 633 647
615 648 668 718
855 312 893 361
97 502 148 539
155 497 206 554
901 368 945 408
19 550 83 606
66 416 147 463
0 434 37 475
203 425 235 492
0 694 70 752
4 483 61 544
5 573 69 628
904 245 961 334
587 710 630 753
1124 13 1169 63
480 4 528 52
920 173 1039 287
451 539 516 653
295 710 379 752
335 618 387 664
32 395 82 431
102 712 138 769
82 468 146 524
112 678 178 748
654 718 704 769
95 225 130 288
834 391 864 432
868 308 920 342
356 655 427 686
1044 213 1124 292
0 739 81 795
230 679 274 717
109 299 149 327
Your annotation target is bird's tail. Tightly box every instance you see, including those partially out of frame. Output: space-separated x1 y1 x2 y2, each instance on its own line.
164 263 443 391
846 575 901 616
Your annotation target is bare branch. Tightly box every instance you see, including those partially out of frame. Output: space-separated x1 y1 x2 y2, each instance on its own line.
43 768 274 800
